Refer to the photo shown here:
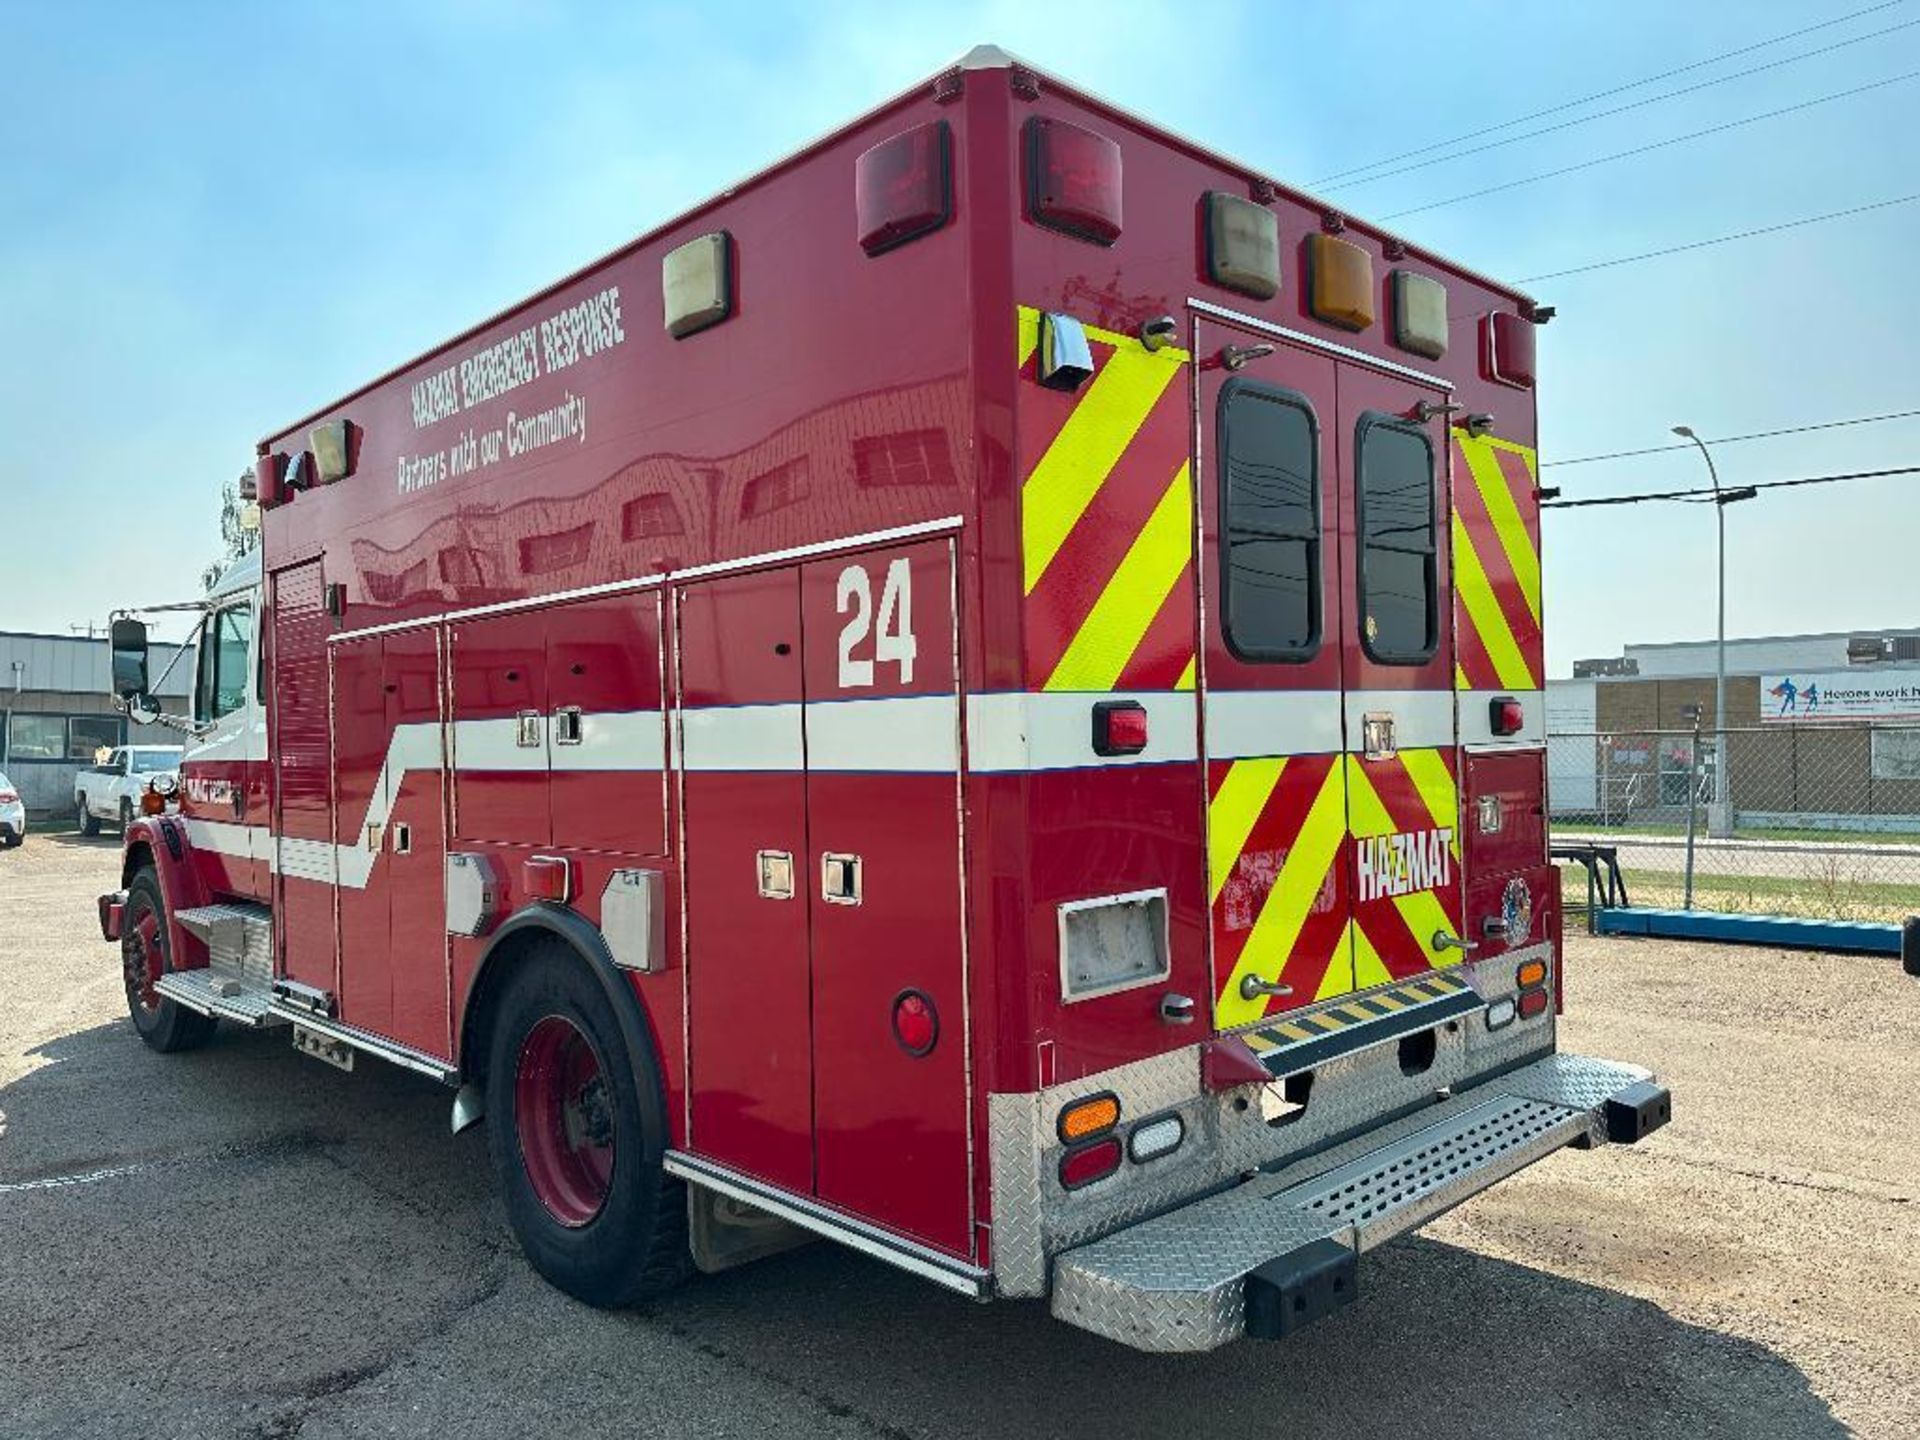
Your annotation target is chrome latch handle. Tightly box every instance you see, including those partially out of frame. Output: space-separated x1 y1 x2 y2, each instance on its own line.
1239 974 1294 1001
1159 993 1196 1025
1432 930 1479 955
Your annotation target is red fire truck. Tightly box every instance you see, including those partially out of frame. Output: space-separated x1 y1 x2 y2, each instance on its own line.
99 46 1668 1351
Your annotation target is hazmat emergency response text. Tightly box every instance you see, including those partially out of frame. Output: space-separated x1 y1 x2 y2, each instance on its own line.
396 285 622 493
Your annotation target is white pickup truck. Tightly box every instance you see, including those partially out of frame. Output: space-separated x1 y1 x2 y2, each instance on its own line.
74 745 183 835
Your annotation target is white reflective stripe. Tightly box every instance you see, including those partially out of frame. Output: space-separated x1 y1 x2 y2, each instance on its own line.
179 817 263 861
807 695 958 773
1203 689 1344 760
679 704 805 772
451 716 539 772
549 709 666 772
1458 688 1545 748
1343 688 1455 752
966 691 1198 773
276 836 336 883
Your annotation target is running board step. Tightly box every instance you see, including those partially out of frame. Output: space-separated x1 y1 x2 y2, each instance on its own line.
154 969 283 1028
1050 1053 1664 1353
174 902 274 985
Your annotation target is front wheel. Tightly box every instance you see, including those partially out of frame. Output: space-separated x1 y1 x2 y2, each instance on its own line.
78 797 101 837
484 943 690 1307
121 868 216 1053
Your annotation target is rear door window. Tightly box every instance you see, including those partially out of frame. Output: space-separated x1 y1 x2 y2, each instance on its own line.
1219 380 1321 660
1355 414 1437 663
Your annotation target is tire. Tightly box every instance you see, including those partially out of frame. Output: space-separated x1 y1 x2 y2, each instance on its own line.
119 798 135 833
484 941 690 1307
78 797 101 837
121 867 217 1053
1 831 18 849
1903 916 1920 978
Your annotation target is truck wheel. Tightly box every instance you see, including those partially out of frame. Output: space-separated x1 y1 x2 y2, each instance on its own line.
78 797 101 837
119 798 135 832
121 868 217 1053
484 942 691 1307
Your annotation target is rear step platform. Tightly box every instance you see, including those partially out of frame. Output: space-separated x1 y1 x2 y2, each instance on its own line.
1050 1053 1666 1353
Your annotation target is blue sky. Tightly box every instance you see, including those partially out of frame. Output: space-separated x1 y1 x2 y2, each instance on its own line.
4 0 1917 667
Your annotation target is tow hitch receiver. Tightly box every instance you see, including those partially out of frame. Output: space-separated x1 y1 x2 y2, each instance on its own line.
1603 1081 1672 1144
1244 1238 1358 1340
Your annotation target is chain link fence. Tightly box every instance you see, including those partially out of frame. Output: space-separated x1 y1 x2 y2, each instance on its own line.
1548 724 1920 924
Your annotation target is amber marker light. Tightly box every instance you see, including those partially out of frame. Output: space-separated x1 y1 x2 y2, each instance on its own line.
1057 1092 1120 1144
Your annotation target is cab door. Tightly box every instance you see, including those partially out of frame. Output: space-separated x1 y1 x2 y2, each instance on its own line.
1193 319 1355 1032
1333 362 1466 987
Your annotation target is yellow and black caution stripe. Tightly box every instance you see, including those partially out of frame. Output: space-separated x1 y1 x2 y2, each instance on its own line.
1240 971 1480 1078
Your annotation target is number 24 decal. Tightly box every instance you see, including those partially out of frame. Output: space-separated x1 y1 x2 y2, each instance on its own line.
836 558 917 687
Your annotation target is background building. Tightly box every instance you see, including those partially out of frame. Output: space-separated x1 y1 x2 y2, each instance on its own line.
1550 626 1920 832
0 631 195 814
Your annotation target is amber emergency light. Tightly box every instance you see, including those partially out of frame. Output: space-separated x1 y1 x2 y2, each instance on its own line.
1026 116 1122 245
1058 1092 1120 1143
1306 233 1374 332
856 121 952 255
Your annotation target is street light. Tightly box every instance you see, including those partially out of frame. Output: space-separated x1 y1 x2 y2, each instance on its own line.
1672 425 1755 838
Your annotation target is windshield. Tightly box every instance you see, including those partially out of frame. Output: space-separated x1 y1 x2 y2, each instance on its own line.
130 750 180 773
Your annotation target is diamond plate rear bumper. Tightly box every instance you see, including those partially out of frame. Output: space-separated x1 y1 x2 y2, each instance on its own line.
1050 1053 1661 1352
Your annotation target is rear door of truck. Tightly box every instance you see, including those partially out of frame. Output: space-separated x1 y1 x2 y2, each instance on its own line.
1194 315 1466 1033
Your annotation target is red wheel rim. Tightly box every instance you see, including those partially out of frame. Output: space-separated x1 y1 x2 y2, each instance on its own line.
514 1016 615 1227
122 910 162 1014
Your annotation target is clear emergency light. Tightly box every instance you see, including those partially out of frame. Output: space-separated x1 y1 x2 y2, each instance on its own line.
310 418 354 484
662 231 733 339
1306 233 1374 332
1204 191 1281 300
1025 116 1122 245
1391 271 1449 359
855 121 952 255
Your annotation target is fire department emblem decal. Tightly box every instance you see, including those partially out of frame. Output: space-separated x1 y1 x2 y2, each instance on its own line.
1501 876 1533 945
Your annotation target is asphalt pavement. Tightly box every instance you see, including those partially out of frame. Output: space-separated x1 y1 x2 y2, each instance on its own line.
2 830 1914 1438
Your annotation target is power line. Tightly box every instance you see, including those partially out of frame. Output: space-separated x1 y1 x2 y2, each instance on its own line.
1513 191 1919 281
1322 17 1920 194
1542 464 1920 509
1544 409 1920 468
1310 1 1908 185
1379 69 1920 221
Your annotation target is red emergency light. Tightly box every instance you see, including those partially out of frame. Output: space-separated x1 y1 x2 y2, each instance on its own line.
1489 695 1526 737
1485 310 1536 389
892 989 939 1056
1059 1136 1123 1190
855 121 952 256
1025 116 1122 245
255 452 288 509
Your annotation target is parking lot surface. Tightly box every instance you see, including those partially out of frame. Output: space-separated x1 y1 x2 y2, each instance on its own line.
3 831 1915 1438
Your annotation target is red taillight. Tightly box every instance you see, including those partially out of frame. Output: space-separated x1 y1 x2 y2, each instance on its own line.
855 120 952 256
523 855 573 903
891 989 939 1056
1092 700 1148 756
1517 987 1550 1021
1059 1136 1123 1190
0 790 17 804
1489 695 1526 737
1485 311 1536 389
1025 116 1122 245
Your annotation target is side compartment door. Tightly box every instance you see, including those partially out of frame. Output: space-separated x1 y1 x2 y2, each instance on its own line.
546 593 668 857
1334 362 1465 986
270 559 336 994
678 569 813 1195
384 627 450 1058
450 612 551 848
1193 321 1354 1031
332 634 392 1034
802 539 969 1256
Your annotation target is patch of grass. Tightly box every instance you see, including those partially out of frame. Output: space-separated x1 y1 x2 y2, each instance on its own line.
1554 821 1920 846
1613 867 1919 924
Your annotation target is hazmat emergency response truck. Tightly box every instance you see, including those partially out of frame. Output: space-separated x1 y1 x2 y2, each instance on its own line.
98 47 1669 1351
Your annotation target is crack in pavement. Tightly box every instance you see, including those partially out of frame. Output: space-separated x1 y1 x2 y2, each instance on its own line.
0 1130 333 1196
1642 1148 1912 1205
